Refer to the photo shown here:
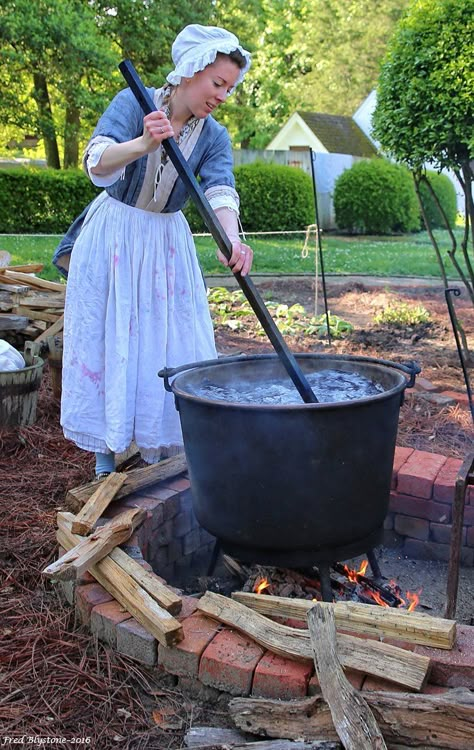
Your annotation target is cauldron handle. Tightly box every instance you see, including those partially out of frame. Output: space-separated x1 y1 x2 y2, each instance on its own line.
369 358 421 388
159 354 275 393
119 59 318 405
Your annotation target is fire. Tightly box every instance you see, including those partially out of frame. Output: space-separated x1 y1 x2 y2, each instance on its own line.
400 589 421 612
254 577 270 595
342 559 369 582
364 589 390 607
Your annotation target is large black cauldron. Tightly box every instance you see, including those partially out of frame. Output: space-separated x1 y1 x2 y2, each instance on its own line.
161 354 418 567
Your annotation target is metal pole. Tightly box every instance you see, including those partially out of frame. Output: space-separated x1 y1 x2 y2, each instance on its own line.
119 59 318 405
309 148 332 345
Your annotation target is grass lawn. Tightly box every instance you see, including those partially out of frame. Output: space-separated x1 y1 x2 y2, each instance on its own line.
0 228 466 282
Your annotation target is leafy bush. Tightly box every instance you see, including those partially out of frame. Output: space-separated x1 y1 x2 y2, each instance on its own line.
374 302 431 327
185 161 314 233
418 171 458 229
333 158 419 234
0 168 100 233
208 287 353 339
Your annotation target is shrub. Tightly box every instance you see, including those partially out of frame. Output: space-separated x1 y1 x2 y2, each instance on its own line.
0 168 100 233
374 302 431 327
185 161 314 233
333 158 419 234
418 171 458 230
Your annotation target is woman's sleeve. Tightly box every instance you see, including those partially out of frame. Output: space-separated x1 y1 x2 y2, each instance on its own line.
199 127 240 214
82 88 146 182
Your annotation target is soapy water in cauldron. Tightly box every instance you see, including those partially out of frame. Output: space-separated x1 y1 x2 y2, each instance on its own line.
190 369 384 405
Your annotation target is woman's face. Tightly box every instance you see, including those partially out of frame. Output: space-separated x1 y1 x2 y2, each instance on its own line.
182 56 241 119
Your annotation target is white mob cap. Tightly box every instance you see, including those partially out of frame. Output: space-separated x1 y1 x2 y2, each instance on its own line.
166 24 251 92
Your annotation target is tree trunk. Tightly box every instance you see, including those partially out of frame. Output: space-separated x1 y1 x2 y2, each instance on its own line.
63 99 80 168
32 72 60 169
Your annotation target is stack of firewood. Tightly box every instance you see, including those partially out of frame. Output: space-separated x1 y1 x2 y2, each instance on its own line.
43 453 189 648
0 259 65 342
43 456 474 750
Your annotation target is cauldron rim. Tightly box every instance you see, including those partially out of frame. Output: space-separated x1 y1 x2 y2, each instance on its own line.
165 352 412 412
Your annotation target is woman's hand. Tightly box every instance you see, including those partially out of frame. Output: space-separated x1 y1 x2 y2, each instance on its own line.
142 111 174 152
217 239 253 277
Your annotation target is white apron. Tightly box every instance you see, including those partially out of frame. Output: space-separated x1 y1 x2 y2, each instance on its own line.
61 192 216 464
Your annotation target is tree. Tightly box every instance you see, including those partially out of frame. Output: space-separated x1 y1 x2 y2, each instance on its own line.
289 0 411 116
0 0 114 168
372 0 474 305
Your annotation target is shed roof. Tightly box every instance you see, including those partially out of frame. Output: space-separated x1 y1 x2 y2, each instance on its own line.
297 112 377 157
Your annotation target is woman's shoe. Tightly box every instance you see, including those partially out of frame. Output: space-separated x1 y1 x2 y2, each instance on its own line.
95 471 111 480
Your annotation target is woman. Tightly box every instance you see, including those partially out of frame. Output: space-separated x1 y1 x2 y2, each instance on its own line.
54 24 253 477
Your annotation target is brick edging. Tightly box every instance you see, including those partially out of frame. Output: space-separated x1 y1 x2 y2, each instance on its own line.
61 446 474 700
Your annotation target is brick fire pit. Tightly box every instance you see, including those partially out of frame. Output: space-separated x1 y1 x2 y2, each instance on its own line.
60 445 474 701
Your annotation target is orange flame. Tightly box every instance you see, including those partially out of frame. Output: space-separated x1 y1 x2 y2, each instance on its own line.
342 559 369 582
254 577 270 595
364 589 390 607
406 590 421 612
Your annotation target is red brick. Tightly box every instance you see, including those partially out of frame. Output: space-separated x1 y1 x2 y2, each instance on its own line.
252 651 313 699
390 492 451 523
161 475 191 492
404 539 474 566
77 570 96 585
308 669 364 694
414 625 474 688
394 514 429 541
116 617 157 666
158 613 220 677
468 485 474 505
362 676 407 692
467 526 474 547
75 583 113 625
397 451 447 498
391 446 414 489
422 683 451 695
139 486 177 503
414 377 440 393
90 600 131 647
462 505 474 526
177 595 199 621
439 390 470 406
433 457 463 503
199 628 264 696
430 522 466 546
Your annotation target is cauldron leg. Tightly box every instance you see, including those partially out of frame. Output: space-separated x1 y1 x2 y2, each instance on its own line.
367 548 382 579
207 540 221 576
318 563 333 602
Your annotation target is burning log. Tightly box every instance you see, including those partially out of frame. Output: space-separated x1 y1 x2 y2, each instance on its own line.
43 507 146 581
229 689 474 750
66 453 187 511
232 593 456 650
71 471 128 535
307 602 387 749
56 512 183 646
197 592 430 691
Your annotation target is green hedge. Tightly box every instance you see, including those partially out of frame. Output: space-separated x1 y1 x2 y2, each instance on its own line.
418 171 457 229
334 158 420 234
185 161 315 233
0 168 100 233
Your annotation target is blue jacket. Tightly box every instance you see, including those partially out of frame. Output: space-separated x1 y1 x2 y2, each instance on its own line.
53 86 236 276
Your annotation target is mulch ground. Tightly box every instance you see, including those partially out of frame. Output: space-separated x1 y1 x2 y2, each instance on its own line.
0 375 223 748
1 278 472 745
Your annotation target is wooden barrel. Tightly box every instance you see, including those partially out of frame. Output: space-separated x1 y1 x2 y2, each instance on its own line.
0 356 44 427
